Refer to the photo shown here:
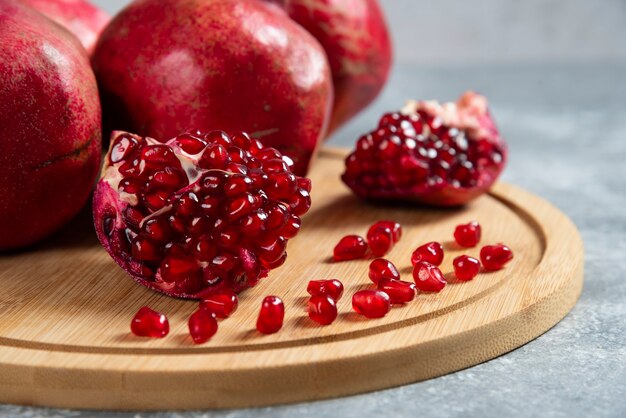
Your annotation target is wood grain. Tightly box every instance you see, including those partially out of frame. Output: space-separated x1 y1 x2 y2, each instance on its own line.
0 148 584 410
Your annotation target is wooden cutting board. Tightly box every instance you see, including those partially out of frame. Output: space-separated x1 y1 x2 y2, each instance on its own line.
0 148 583 411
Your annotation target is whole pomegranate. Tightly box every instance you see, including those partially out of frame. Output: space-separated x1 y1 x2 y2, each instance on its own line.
0 0 102 250
19 0 109 54
92 0 333 176
93 130 311 299
275 0 392 134
342 92 507 206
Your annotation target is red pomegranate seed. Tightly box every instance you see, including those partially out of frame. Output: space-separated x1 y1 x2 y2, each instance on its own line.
412 261 447 292
411 241 444 266
378 278 416 304
130 306 169 338
307 295 338 325
307 279 344 301
454 221 481 247
368 258 400 284
453 255 481 281
188 308 218 344
352 290 391 318
480 244 513 271
369 220 402 243
200 290 239 318
367 225 393 257
333 235 368 261
256 295 284 334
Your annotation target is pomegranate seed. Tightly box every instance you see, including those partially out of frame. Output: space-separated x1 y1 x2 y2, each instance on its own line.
368 258 400 284
333 235 368 261
200 290 238 318
174 133 207 154
370 220 402 242
256 295 284 334
480 244 513 271
130 306 169 338
378 278 416 304
188 308 218 344
412 261 447 292
307 295 338 325
411 241 444 266
352 290 390 318
110 133 138 164
307 279 344 301
367 225 393 257
454 221 481 247
453 255 481 281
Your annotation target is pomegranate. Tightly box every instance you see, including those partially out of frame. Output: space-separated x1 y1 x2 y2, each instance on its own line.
131 307 169 338
342 92 507 206
368 258 400 284
92 0 333 176
20 0 109 54
257 295 285 334
480 244 514 271
93 130 311 299
352 290 390 318
274 0 392 133
333 235 368 261
0 0 101 250
307 294 338 325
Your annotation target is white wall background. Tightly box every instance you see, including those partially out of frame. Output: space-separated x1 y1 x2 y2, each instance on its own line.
94 0 626 65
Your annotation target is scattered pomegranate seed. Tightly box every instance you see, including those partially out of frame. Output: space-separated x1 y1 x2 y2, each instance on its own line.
412 261 447 292
367 225 393 257
200 290 238 318
370 220 402 243
307 279 344 301
368 258 400 284
256 295 284 334
130 306 169 338
307 295 338 325
188 308 219 344
454 221 481 247
411 241 444 266
480 244 514 271
333 235 368 261
352 290 391 318
377 278 416 304
453 255 481 281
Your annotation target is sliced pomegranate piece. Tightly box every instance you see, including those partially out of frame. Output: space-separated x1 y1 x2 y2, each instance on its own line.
93 130 311 299
130 306 169 338
307 279 344 301
480 244 514 271
342 92 507 206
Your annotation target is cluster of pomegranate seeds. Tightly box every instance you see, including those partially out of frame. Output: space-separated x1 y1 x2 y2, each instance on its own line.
480 244 514 271
352 290 391 318
256 295 285 334
411 241 444 266
412 261 447 292
200 290 238 318
333 235 368 261
188 308 219 344
341 92 507 206
454 221 481 247
95 130 311 299
307 295 338 325
131 307 169 338
307 279 344 301
368 258 400 284
453 255 480 281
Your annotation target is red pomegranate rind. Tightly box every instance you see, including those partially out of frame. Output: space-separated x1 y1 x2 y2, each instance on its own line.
93 130 311 299
341 92 507 206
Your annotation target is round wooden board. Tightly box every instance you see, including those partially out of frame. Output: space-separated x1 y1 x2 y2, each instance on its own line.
0 149 583 411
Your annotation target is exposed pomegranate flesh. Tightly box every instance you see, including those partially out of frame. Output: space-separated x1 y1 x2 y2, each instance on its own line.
412 261 447 292
256 295 284 334
480 244 514 271
342 92 507 206
188 308 218 344
352 290 390 318
453 255 481 281
307 279 344 301
93 130 311 299
368 258 400 284
333 235 368 261
411 242 444 266
454 221 481 247
307 294 338 325
130 306 169 338
377 278 416 304
200 290 238 318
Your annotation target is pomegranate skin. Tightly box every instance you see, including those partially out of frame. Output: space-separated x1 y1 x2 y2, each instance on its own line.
92 0 333 176
277 0 392 134
0 1 102 250
19 0 109 54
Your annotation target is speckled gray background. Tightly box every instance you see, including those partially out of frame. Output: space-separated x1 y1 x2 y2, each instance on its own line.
2 1 625 417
